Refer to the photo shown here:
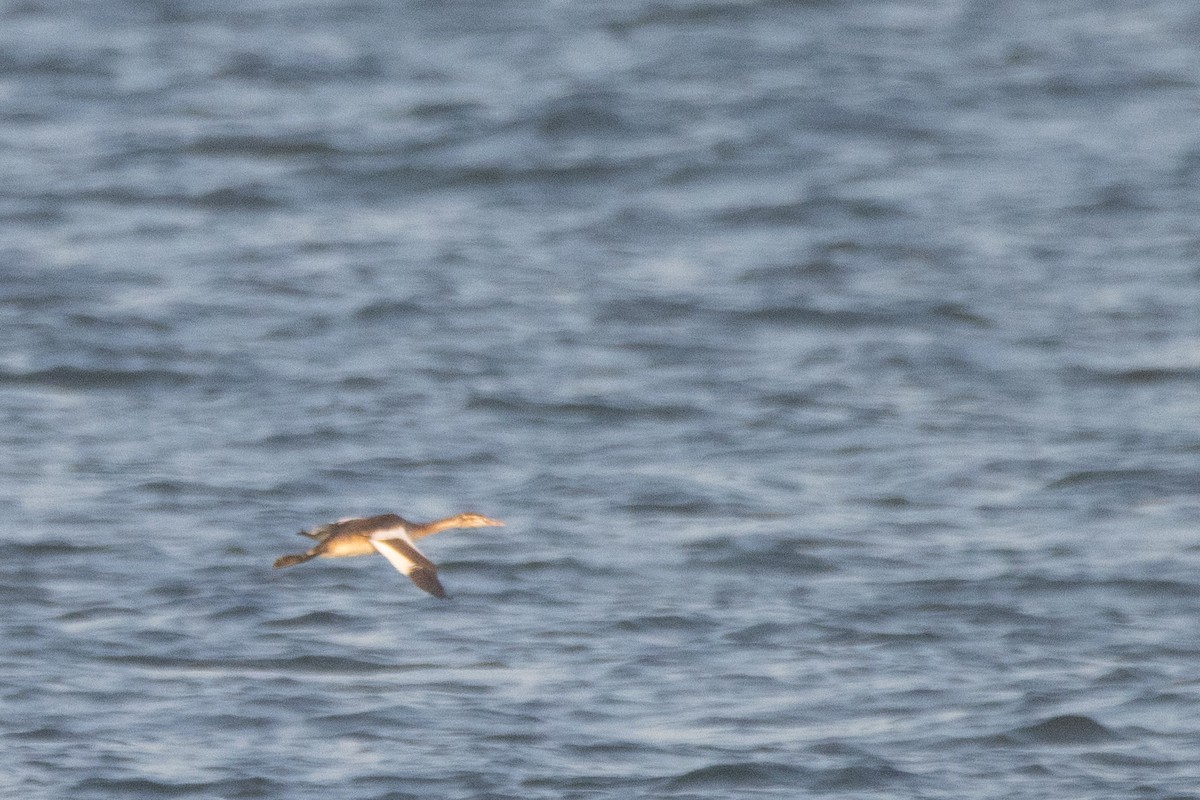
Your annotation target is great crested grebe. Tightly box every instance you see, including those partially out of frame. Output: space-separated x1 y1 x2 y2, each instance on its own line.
272 512 504 598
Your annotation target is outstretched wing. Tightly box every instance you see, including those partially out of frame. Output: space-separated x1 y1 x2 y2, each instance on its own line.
370 538 448 599
300 514 406 540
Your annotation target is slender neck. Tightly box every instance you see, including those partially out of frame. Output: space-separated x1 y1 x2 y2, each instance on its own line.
409 516 464 540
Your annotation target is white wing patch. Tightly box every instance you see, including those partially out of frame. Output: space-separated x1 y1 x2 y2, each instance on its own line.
369 526 412 544
370 538 420 576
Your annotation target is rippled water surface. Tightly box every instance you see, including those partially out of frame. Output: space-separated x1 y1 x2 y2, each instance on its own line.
4 1 1200 797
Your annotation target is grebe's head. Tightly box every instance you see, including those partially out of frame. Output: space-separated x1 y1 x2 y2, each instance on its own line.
451 513 505 528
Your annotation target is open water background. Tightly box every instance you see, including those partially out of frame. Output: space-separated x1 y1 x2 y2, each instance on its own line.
4 1 1200 797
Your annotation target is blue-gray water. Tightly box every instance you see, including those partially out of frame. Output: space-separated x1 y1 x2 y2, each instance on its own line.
4 1 1200 797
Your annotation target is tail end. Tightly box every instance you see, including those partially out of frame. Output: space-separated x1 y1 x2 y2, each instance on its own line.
273 552 314 569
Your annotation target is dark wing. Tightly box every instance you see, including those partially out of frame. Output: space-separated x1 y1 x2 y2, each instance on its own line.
370 537 448 599
300 513 407 540
407 567 448 600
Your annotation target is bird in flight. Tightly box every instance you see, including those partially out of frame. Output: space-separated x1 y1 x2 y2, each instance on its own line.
273 512 504 598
